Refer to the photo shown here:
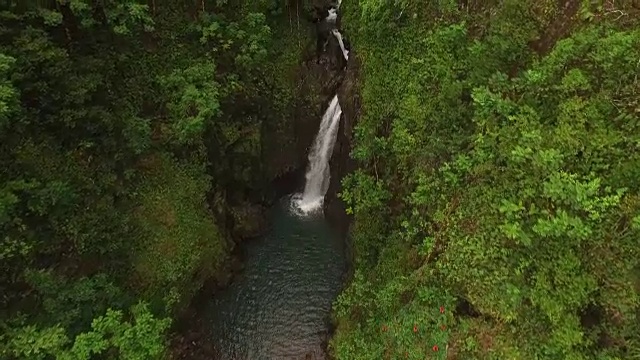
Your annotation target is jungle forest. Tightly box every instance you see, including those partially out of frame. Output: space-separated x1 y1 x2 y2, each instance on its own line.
1 0 639 359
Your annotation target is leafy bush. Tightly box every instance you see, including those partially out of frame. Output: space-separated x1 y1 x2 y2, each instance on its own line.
0 0 310 356
334 0 640 358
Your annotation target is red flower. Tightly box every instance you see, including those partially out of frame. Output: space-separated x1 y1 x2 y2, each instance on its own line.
439 306 445 314
440 324 446 331
413 324 418 333
432 345 439 352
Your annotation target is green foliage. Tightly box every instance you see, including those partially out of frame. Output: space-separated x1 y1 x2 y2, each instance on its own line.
105 2 155 34
133 153 226 309
3 302 170 360
1 0 309 356
196 12 271 69
23 270 125 332
160 62 221 145
334 0 640 359
0 54 18 129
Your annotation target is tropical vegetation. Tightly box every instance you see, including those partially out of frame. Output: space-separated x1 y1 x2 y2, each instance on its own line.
332 1 640 359
0 0 311 358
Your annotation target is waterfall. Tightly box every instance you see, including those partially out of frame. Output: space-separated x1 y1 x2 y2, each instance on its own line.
327 8 337 23
332 29 349 61
291 1 349 216
293 95 343 215
326 5 348 61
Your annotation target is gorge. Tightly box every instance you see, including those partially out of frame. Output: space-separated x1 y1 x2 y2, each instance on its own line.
204 5 354 357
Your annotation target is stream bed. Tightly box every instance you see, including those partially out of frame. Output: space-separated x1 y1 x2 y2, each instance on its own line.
204 197 347 359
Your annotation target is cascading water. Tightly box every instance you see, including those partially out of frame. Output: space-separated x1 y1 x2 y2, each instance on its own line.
292 95 342 215
291 2 350 216
205 2 351 359
327 8 337 22
326 6 349 61
332 29 349 61
326 3 348 61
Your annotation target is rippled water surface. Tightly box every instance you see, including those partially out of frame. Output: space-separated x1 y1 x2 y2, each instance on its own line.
205 198 346 360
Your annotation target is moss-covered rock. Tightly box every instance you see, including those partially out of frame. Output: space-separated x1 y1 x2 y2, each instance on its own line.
132 153 227 313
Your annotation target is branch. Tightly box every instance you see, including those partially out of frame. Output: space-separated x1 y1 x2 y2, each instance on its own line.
604 9 628 21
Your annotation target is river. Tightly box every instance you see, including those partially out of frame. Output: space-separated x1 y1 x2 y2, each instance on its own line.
204 197 347 359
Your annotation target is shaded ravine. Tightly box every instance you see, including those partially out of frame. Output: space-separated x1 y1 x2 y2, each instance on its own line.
205 198 346 359
202 2 353 359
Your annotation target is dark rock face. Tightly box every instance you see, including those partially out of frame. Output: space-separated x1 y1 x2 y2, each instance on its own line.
298 0 358 264
170 254 243 359
171 3 359 358
225 10 351 243
325 50 360 238
281 9 351 210
230 202 268 239
262 37 345 193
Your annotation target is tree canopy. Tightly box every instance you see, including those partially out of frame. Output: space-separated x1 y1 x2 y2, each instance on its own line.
3 0 639 358
0 0 309 358
332 1 640 359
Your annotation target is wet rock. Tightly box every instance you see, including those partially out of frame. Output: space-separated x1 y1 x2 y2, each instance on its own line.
230 202 268 239
264 44 343 182
169 328 219 360
324 49 360 237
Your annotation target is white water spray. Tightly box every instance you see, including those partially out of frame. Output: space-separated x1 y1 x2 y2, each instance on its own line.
332 29 349 61
293 95 342 215
327 8 337 23
325 7 348 61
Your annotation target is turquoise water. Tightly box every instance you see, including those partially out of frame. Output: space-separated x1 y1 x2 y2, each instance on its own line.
206 197 346 359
